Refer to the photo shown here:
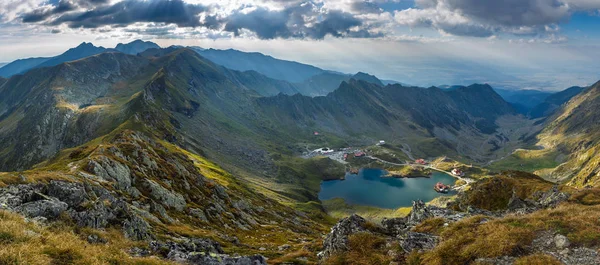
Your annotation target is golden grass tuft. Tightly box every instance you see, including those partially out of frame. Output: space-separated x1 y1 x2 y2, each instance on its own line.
514 254 562 265
323 232 391 265
0 210 170 265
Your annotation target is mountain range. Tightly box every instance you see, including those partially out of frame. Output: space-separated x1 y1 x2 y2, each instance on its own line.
0 40 599 264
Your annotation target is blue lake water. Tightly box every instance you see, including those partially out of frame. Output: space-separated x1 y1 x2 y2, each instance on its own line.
318 168 457 209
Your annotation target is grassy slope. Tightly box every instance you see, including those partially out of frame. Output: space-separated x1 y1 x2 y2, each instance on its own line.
0 210 168 265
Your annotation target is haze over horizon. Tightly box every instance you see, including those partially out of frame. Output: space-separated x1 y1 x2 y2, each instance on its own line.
2 0 600 90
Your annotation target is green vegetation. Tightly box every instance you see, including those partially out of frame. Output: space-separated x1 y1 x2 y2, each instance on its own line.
322 198 411 223
487 149 563 173
455 171 557 211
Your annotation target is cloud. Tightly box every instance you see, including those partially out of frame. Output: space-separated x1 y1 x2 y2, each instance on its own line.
27 0 207 28
19 0 381 40
12 0 600 41
395 0 599 38
222 4 379 39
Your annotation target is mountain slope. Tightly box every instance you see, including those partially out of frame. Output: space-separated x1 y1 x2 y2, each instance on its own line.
537 81 600 186
494 88 552 114
0 52 151 171
529 86 585 118
0 57 50 77
34 42 107 69
256 80 521 162
194 48 325 83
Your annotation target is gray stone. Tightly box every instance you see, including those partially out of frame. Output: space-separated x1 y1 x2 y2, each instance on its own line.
537 185 569 208
554 234 570 249
189 208 208 222
123 215 152 241
87 156 132 191
320 214 367 259
407 200 432 225
400 232 439 253
143 179 186 212
47 180 87 207
15 199 68 219
151 201 176 224
278 244 291 251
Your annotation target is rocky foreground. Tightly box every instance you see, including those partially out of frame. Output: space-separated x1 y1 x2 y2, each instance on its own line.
319 183 600 265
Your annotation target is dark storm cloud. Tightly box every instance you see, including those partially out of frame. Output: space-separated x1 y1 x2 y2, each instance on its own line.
22 0 77 23
223 5 378 39
395 0 577 37
43 0 206 28
21 0 379 39
438 0 569 27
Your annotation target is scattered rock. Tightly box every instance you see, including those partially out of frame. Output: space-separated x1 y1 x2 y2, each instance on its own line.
320 214 367 259
399 232 439 253
554 234 570 249
278 244 291 251
537 185 569 208
87 234 107 244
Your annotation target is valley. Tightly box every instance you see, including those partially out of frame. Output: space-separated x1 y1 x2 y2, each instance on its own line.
0 40 599 265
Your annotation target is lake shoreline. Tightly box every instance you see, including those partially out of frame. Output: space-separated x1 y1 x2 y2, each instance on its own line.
319 168 457 209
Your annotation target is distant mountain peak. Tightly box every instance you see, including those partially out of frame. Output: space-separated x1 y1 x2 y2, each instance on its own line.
114 40 160 55
351 72 384 86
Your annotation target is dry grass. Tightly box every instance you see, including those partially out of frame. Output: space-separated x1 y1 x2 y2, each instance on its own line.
323 232 392 265
0 210 170 265
514 254 562 265
413 217 446 235
413 202 600 265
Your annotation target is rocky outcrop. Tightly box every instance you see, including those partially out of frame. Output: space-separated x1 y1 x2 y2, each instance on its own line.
319 214 367 259
15 199 68 219
87 155 133 192
143 237 267 265
123 215 152 241
142 179 186 211
536 185 570 208
400 232 439 253
407 200 432 225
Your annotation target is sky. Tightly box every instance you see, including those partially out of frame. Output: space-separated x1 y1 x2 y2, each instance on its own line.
1 0 600 90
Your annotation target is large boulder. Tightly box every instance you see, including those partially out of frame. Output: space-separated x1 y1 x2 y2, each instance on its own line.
15 199 68 219
47 180 87 207
123 215 152 241
87 156 132 191
319 214 367 259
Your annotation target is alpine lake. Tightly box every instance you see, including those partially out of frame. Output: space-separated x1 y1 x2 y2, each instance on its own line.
319 168 457 209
